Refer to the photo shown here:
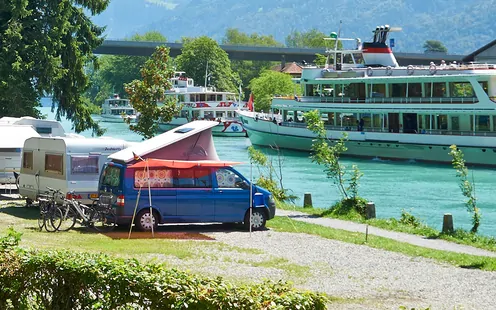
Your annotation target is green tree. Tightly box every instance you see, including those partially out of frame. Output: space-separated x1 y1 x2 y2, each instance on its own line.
449 145 480 233
286 29 328 48
176 36 240 93
423 40 448 53
305 110 367 216
124 46 180 140
222 29 283 99
86 31 167 106
248 70 300 112
247 146 296 203
0 0 109 135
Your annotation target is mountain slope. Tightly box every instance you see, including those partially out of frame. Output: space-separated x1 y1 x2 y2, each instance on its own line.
91 0 496 54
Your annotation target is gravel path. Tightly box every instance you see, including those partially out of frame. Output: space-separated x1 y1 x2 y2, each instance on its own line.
202 230 496 310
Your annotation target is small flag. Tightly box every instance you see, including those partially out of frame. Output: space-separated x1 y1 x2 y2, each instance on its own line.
133 152 143 161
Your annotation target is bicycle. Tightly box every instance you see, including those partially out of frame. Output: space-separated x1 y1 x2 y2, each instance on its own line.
55 191 117 232
37 188 63 232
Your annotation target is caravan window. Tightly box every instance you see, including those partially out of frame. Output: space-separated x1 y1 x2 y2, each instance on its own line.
215 168 243 188
23 151 33 170
71 156 99 174
45 154 63 174
134 169 174 188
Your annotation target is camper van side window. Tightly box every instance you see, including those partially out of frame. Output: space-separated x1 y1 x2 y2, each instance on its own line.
45 154 63 174
22 151 33 170
134 169 174 188
215 168 243 189
176 168 212 188
71 156 99 174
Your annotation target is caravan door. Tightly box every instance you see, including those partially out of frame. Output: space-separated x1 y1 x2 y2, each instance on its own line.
175 167 215 222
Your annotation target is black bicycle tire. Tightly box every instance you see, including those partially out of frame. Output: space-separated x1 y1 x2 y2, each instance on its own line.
46 206 62 232
92 209 117 233
55 205 77 232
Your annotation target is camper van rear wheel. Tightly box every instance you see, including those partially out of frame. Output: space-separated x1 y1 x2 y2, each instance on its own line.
244 209 267 231
136 209 158 232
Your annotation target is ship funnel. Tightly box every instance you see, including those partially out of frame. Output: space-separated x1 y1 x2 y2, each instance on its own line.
362 25 400 67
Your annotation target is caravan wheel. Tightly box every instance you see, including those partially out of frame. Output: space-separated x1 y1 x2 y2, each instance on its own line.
136 209 158 232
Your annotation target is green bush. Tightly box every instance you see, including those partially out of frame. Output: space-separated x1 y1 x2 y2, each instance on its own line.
0 241 327 309
399 209 421 228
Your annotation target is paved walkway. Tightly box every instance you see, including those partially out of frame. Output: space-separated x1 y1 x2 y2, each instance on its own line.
276 209 496 258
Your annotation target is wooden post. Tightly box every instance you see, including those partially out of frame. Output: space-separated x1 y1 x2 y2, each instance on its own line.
303 193 313 208
365 202 376 219
442 213 454 233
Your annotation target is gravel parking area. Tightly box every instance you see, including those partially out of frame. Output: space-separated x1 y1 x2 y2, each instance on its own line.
161 229 495 310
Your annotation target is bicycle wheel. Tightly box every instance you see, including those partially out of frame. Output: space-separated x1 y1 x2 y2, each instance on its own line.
38 202 48 231
46 206 62 232
92 208 117 233
54 205 78 232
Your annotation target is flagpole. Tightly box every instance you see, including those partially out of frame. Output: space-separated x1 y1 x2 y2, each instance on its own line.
146 159 154 238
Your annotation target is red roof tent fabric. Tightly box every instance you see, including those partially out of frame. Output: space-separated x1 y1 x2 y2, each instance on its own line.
129 159 242 169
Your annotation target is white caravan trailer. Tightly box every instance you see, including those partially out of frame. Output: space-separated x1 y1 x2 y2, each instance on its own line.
0 116 67 137
19 136 134 204
0 125 41 184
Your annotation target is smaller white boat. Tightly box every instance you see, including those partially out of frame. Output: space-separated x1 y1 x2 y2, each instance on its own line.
101 95 137 123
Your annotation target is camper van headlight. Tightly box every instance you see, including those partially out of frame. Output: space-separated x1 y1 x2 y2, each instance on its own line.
268 195 275 205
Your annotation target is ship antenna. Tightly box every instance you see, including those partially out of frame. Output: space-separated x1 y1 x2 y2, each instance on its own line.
334 20 342 68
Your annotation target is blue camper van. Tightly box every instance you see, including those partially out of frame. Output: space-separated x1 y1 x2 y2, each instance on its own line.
98 159 276 231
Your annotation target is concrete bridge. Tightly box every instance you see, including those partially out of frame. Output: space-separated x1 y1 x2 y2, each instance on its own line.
94 40 464 66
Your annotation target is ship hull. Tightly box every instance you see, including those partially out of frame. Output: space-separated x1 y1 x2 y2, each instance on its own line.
240 116 496 166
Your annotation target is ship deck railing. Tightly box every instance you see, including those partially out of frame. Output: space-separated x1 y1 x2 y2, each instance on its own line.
279 96 479 104
280 121 496 137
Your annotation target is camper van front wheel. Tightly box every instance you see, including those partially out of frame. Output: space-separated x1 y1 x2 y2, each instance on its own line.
244 209 267 231
136 209 158 232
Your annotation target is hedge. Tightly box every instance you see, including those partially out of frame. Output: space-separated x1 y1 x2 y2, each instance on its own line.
0 228 327 309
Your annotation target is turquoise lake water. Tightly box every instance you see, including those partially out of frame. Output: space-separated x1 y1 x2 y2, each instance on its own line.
38 103 496 236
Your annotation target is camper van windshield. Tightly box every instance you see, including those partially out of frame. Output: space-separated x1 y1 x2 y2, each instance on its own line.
101 165 121 187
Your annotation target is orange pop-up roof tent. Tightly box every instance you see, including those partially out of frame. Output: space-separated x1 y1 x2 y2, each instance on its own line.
128 159 242 169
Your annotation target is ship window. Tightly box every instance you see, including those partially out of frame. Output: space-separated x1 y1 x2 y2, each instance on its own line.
476 115 490 131
353 53 364 64
207 94 216 101
451 116 460 131
337 113 357 128
480 81 488 95
371 84 386 99
22 151 33 170
343 54 354 64
407 83 422 97
71 156 99 174
449 82 474 97
216 94 223 101
178 95 185 103
360 113 372 128
199 94 206 101
373 114 382 128
45 153 63 175
437 115 448 130
432 83 445 97
391 83 406 98
215 112 223 118
180 110 189 118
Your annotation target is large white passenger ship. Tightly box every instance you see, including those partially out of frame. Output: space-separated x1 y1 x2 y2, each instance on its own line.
238 25 496 166
158 72 249 137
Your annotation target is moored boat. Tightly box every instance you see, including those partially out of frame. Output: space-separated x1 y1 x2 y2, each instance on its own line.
238 25 496 166
158 72 248 137
101 95 137 123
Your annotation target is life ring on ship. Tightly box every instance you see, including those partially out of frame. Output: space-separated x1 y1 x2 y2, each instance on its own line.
407 65 414 75
429 64 437 75
385 66 393 76
366 67 373 76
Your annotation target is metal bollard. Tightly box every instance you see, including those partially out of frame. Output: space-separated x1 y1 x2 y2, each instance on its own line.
442 213 454 233
303 192 313 208
365 202 376 219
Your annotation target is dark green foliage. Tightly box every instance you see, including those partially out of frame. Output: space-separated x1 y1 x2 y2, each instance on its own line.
176 36 240 93
125 46 180 140
0 241 328 309
222 28 283 99
399 209 422 228
423 40 448 53
0 0 109 135
0 227 22 250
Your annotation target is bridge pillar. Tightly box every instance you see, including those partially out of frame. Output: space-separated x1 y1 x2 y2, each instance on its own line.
281 55 286 70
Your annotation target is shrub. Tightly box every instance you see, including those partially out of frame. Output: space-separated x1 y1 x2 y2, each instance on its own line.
399 209 421 228
0 235 327 309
